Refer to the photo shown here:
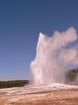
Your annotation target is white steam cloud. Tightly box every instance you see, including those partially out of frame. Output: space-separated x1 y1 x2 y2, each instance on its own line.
30 27 78 85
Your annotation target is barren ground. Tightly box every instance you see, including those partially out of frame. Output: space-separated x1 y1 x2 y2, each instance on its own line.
0 88 78 105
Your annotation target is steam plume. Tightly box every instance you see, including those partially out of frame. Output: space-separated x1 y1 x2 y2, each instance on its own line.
30 27 78 85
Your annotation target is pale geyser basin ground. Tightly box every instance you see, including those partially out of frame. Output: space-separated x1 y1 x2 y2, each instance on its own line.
0 83 78 105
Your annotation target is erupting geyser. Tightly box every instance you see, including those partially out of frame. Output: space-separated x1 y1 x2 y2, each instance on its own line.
30 27 78 85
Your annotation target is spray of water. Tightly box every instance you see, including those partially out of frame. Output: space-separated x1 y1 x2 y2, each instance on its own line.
30 27 78 85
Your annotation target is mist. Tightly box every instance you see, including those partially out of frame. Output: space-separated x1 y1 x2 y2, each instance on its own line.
30 27 78 85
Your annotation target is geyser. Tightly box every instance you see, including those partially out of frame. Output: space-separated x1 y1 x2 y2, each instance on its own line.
30 27 78 85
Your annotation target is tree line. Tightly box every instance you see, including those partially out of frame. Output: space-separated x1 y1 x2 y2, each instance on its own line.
0 80 29 88
65 68 78 83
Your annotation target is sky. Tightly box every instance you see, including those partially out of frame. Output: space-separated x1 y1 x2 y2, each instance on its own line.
0 0 78 80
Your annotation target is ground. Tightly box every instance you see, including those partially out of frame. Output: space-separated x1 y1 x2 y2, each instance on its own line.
0 87 78 105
